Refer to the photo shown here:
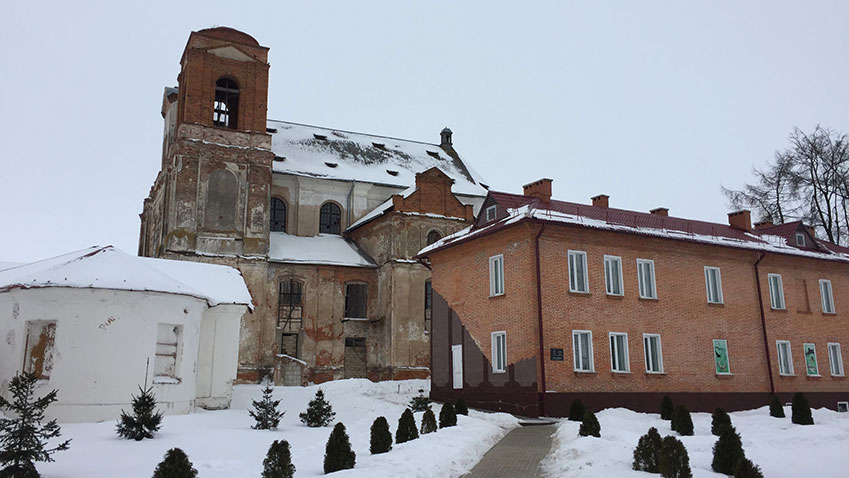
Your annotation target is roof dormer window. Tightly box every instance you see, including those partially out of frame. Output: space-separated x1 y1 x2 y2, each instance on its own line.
796 232 806 247
485 205 497 222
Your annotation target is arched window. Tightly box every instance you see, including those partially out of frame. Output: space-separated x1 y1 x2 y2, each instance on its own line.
319 202 342 235
204 169 237 231
426 230 442 246
270 197 287 232
213 77 239 129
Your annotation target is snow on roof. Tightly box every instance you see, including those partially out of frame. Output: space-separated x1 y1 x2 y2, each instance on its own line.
267 120 488 197
0 246 253 308
268 232 376 268
0 261 23 271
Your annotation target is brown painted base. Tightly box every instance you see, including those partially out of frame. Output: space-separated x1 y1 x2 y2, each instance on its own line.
432 388 541 417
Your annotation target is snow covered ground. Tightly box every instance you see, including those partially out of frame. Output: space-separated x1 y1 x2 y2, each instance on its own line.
542 406 849 477
38 379 518 478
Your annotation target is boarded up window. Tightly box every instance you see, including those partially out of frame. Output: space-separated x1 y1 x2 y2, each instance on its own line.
277 279 303 329
345 283 368 319
23 321 56 379
204 169 238 231
155 324 181 380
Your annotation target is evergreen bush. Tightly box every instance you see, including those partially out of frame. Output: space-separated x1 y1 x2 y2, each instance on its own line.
262 440 295 478
300 389 336 427
395 409 419 444
660 396 674 420
671 405 694 436
711 423 745 475
369 417 392 454
151 448 198 478
420 409 437 435
0 372 71 478
769 395 785 418
250 383 285 430
438 402 457 428
711 407 732 436
408 389 431 412
733 457 765 478
578 410 601 437
791 392 814 425
323 423 356 473
568 399 586 421
658 436 692 478
632 427 662 473
454 397 469 416
116 386 164 440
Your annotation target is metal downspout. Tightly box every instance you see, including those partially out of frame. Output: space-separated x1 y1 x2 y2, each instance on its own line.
534 222 547 416
754 252 775 395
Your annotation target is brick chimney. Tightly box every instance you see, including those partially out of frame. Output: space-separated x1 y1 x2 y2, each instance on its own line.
523 178 552 201
591 194 609 208
728 210 752 231
753 220 774 230
650 207 668 216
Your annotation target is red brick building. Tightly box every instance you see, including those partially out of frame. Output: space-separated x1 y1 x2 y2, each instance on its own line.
419 179 849 416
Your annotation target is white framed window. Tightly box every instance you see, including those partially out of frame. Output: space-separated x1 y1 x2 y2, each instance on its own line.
705 266 723 304
803 343 820 376
573 330 594 372
154 324 182 383
828 343 845 377
489 254 504 297
713 339 731 374
609 332 629 372
643 334 663 373
768 274 785 310
491 331 507 373
485 205 497 222
795 232 806 247
820 279 835 314
604 255 624 296
637 259 657 299
568 250 589 293
776 340 794 376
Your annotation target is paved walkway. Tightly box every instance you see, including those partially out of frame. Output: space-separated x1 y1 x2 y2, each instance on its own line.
462 423 555 478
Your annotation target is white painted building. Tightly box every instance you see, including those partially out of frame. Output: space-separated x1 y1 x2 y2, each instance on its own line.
0 246 252 422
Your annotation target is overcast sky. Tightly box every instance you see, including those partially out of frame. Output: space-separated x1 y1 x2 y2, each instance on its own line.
1 1 847 263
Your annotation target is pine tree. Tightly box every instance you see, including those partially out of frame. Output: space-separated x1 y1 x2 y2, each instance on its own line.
0 372 70 477
262 440 295 478
116 386 163 440
658 436 692 478
660 396 674 420
250 384 285 430
578 410 601 437
408 389 431 412
369 417 392 454
299 389 335 427
420 409 437 435
733 457 765 478
568 399 586 422
151 448 198 478
671 405 694 436
791 392 814 425
395 409 419 444
323 422 355 473
711 407 732 436
438 402 457 428
769 395 785 418
711 423 745 475
632 427 662 473
454 397 469 416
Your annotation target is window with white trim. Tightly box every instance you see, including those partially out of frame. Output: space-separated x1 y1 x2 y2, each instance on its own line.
573 330 594 372
776 340 794 375
795 232 806 247
705 266 723 304
637 259 657 299
820 279 835 314
768 274 785 310
491 331 507 373
803 343 820 376
485 205 497 222
828 343 845 377
489 254 504 297
609 332 629 372
713 339 731 374
568 250 589 293
643 334 663 373
604 255 623 296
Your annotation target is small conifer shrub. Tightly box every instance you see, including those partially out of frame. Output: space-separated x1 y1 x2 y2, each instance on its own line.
733 457 765 478
300 389 336 427
369 417 392 454
0 372 71 478
250 383 285 430
324 423 356 473
632 427 663 473
420 409 437 434
262 440 295 478
568 398 586 422
409 389 431 412
711 407 732 436
660 396 674 420
438 402 457 428
578 410 601 437
658 436 692 478
791 392 814 425
671 405 694 436
116 386 164 440
769 395 785 418
152 448 198 478
454 397 469 415
395 409 419 444
711 423 745 475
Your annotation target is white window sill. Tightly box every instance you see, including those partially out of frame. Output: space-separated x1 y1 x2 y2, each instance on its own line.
341 317 369 322
153 376 181 384
707 301 724 305
638 295 659 301
822 311 837 315
606 292 624 297
771 307 786 311
574 369 596 374
806 374 822 378
492 369 506 374
611 370 631 374
778 373 795 377
715 372 733 377
569 289 590 295
831 374 846 378
645 371 666 375
489 292 505 298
